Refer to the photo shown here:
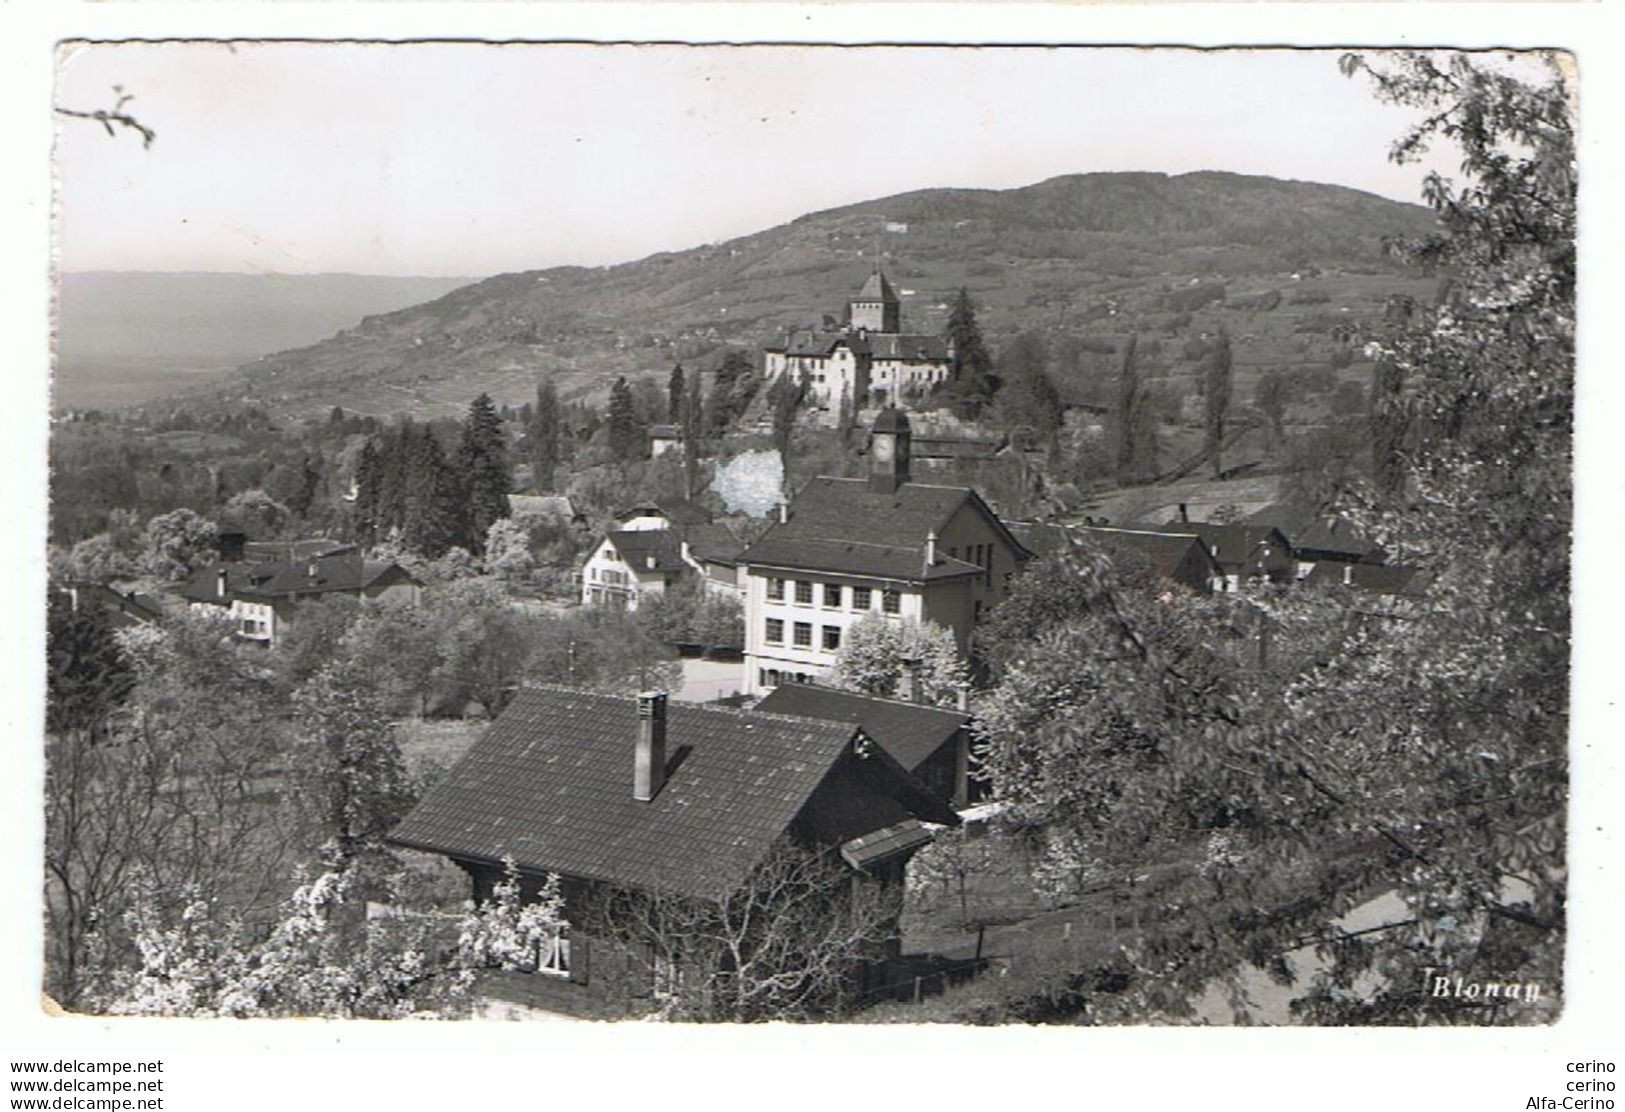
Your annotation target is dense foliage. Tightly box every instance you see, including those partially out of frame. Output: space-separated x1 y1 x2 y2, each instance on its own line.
828 615 968 708
973 51 1572 1025
578 839 902 1022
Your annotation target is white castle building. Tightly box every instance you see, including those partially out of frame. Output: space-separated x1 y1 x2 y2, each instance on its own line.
762 269 955 409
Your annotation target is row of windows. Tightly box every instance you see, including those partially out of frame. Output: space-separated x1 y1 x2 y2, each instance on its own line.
947 542 995 589
764 619 842 651
767 578 901 614
759 668 814 688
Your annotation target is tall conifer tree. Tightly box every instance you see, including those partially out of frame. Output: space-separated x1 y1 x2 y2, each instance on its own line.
607 377 638 461
530 379 561 494
458 393 511 553
945 287 997 417
1114 334 1142 480
1204 327 1233 479
666 364 686 425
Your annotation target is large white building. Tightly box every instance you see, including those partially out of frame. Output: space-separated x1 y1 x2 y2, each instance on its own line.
736 408 1030 695
762 270 955 409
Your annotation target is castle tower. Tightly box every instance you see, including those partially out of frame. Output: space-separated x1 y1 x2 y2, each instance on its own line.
867 405 912 494
848 268 901 335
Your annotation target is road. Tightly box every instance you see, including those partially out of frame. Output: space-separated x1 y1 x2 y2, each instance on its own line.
676 657 745 704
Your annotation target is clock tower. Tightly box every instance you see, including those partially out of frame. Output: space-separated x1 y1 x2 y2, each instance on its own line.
868 406 912 494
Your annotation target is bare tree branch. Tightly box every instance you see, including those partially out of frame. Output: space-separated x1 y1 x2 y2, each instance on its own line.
55 86 156 149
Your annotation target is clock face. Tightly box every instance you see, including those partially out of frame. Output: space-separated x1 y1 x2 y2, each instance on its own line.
873 435 894 462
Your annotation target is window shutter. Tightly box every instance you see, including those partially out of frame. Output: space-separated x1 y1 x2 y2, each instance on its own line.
569 936 590 985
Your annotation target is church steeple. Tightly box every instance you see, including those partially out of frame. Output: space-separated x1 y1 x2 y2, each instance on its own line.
848 267 901 334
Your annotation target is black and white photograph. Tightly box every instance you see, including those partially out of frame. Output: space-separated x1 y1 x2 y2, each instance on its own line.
8 14 1619 1107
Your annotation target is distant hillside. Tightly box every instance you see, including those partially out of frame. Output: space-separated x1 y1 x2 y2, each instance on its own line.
55 272 474 410
146 172 1438 421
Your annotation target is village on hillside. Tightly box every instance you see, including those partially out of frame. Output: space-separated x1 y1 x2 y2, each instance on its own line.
43 52 1571 1027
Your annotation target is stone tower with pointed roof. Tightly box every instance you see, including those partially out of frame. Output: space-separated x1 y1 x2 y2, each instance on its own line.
848 268 901 334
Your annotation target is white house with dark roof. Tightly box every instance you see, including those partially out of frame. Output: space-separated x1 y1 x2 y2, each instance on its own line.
763 269 955 408
580 500 744 610
737 408 1031 695
180 545 419 646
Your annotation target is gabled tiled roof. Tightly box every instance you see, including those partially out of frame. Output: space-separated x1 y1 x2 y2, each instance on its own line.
1077 527 1220 582
1304 562 1430 596
619 498 712 528
867 333 950 362
742 537 982 582
1282 516 1384 562
388 688 952 900
683 521 744 566
755 684 969 773
179 551 413 604
767 330 850 358
1008 523 1219 587
1134 522 1293 575
55 583 166 628
768 329 950 362
604 529 688 575
739 476 1029 582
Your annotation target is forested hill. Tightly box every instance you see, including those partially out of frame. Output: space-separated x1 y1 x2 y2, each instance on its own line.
153 171 1437 422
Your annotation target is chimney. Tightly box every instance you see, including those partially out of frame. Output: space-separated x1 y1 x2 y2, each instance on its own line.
216 568 228 599
778 501 789 525
1343 564 1354 586
646 554 657 571
307 557 320 579
925 529 938 566
901 657 924 704
955 685 970 713
633 692 668 801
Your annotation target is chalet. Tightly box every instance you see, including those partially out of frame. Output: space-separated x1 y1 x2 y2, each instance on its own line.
388 688 957 1018
1011 522 1222 595
763 269 954 409
579 500 744 610
737 407 1032 695
1251 508 1386 579
755 683 979 808
180 546 420 645
1135 521 1296 592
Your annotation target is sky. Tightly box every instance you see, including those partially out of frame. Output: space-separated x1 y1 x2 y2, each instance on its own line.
54 43 1465 279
